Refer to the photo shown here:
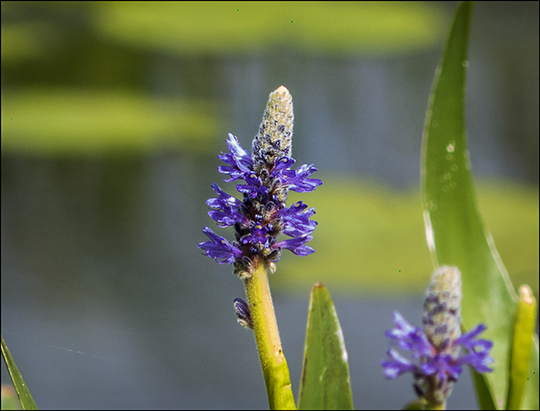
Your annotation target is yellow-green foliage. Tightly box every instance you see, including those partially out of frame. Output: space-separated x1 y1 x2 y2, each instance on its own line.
94 2 446 56
273 175 539 296
1 88 219 155
2 2 446 66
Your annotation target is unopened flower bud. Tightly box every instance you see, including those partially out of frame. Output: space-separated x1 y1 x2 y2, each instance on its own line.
252 86 294 173
422 265 462 352
233 298 253 330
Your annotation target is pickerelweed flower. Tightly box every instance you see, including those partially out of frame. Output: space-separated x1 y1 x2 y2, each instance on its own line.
381 266 494 406
198 86 322 278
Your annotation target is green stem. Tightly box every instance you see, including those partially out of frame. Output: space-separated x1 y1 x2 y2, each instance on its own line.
424 400 446 410
244 260 296 410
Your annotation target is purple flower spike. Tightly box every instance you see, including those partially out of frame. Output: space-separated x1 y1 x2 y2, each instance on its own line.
198 86 322 278
381 266 494 405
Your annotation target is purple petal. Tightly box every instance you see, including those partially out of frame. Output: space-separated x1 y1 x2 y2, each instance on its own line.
198 227 243 264
273 156 296 172
280 201 318 237
236 172 266 198
280 163 323 192
240 225 271 248
217 134 253 182
206 183 246 227
274 235 315 256
457 351 494 373
453 323 494 373
381 348 418 379
386 311 433 357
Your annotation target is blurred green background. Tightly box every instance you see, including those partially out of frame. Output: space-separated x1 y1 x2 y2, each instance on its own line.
1 2 538 409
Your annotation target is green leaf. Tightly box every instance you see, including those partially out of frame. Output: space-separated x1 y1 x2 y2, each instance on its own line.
470 366 497 410
421 2 539 409
507 286 538 410
1 335 38 410
298 283 353 410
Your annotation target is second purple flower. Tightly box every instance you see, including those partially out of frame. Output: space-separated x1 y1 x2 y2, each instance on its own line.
198 86 322 278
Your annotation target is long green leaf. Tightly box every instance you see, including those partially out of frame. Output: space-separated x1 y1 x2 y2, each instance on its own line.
1 335 38 410
507 286 538 410
421 2 539 409
298 283 353 410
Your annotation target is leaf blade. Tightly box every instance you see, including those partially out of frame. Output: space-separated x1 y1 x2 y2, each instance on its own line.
298 283 353 410
421 2 539 409
1 335 38 410
507 286 538 410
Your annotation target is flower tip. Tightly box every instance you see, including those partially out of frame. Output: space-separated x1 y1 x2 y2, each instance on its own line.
519 284 535 305
252 85 294 169
273 85 290 95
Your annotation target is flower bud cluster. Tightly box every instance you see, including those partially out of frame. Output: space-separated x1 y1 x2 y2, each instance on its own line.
381 266 494 405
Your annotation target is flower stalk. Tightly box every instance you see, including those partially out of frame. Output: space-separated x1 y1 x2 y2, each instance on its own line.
198 85 321 410
245 261 295 410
